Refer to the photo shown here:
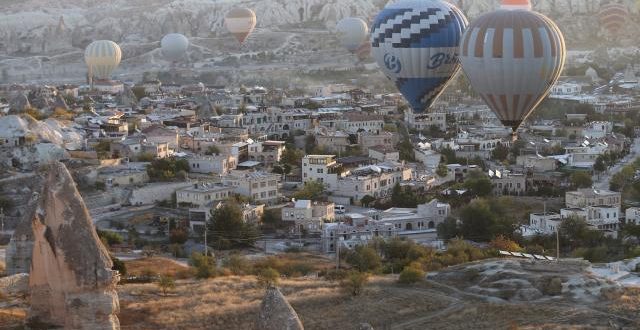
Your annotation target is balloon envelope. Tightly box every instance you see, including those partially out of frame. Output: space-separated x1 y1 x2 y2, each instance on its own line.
336 17 369 52
161 33 189 61
225 7 257 44
599 3 628 34
84 40 122 80
371 0 468 113
459 7 566 131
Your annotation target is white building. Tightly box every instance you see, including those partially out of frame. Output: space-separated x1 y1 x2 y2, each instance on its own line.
302 155 340 190
222 171 281 205
334 162 413 205
625 207 640 225
322 216 396 253
176 183 234 208
565 189 621 209
281 200 335 233
188 155 237 175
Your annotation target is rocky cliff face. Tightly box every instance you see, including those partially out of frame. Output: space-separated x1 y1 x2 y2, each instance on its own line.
26 162 119 330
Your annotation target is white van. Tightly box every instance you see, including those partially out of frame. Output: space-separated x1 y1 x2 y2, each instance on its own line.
334 205 346 214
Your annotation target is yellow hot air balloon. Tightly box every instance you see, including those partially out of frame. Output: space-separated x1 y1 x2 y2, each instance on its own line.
84 40 122 81
225 8 257 44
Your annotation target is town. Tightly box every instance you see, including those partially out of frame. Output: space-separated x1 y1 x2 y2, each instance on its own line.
2 54 640 265
1 0 640 329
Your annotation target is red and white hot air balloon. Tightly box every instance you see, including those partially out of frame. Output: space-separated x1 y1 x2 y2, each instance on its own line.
598 2 629 35
459 0 566 138
225 7 257 44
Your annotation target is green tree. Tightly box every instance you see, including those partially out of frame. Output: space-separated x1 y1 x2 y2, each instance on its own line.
436 163 448 177
157 275 176 296
391 183 419 208
459 199 496 241
281 146 304 166
623 224 640 240
360 195 376 207
437 217 460 239
491 143 510 162
594 156 607 174
146 158 190 182
209 202 260 249
570 171 593 189
293 181 325 200
345 245 382 273
440 147 457 164
261 209 284 230
397 137 415 162
464 171 493 197
204 145 220 155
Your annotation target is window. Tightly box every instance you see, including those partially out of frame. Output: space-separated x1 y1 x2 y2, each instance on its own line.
317 169 323 174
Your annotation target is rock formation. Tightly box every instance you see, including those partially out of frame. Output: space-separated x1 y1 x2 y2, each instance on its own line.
257 287 304 330
0 273 29 297
26 162 119 330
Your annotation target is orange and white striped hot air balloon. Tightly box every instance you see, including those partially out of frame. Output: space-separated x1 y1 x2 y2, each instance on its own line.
598 2 629 35
459 0 566 138
225 7 257 44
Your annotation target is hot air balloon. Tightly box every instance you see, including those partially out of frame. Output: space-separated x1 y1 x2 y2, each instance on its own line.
336 17 369 53
459 0 566 138
371 0 468 114
161 33 189 62
84 40 122 81
225 7 257 44
599 2 629 35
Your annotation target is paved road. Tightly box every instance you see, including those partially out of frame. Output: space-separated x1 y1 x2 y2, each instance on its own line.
594 138 640 190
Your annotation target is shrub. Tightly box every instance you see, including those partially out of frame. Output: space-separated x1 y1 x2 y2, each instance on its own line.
190 252 217 279
320 269 348 282
341 271 369 296
157 275 176 296
345 245 382 273
111 256 127 277
97 230 123 247
489 235 523 252
223 254 252 275
257 267 280 288
398 262 425 284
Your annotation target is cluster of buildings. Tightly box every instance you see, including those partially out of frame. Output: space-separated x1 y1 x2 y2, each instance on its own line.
2 59 640 255
523 188 624 238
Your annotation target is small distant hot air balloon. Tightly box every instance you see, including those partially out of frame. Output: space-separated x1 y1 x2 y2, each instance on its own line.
161 33 189 62
459 0 566 138
599 2 629 35
371 0 468 114
84 40 122 81
225 7 257 44
336 17 369 53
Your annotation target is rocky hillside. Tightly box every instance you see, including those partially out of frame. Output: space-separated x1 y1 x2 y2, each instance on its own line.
0 0 638 82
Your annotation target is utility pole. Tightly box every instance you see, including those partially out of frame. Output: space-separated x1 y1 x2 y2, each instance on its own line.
556 227 560 262
336 237 340 271
204 211 209 257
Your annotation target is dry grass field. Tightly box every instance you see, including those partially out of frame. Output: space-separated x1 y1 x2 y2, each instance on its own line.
124 257 190 277
117 275 640 330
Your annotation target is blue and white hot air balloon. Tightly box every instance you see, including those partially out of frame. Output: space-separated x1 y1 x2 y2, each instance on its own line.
371 0 468 113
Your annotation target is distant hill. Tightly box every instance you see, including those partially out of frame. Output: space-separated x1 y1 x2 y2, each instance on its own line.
0 0 638 82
